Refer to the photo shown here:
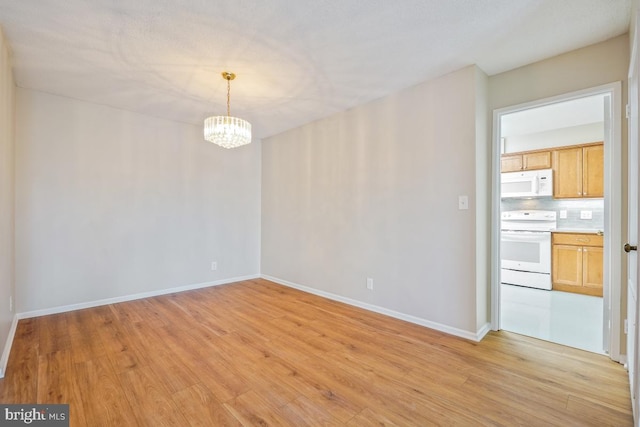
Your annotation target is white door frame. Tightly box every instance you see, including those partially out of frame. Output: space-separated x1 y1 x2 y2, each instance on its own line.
490 82 623 361
627 8 639 419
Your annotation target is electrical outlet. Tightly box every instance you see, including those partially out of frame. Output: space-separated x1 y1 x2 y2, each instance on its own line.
211 261 217 271
559 210 567 219
580 210 592 220
366 278 374 290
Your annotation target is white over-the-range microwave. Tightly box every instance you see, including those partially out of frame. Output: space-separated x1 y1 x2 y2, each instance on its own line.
501 168 553 198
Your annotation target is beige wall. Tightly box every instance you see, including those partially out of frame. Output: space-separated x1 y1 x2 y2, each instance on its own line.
490 35 629 110
15 89 262 313
262 65 490 336
0 27 15 376
490 34 630 354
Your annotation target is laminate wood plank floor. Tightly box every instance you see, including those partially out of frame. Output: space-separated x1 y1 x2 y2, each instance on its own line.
0 278 632 426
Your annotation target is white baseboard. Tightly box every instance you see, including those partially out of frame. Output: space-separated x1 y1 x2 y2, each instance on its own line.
476 322 492 341
262 274 488 342
620 354 628 369
0 314 19 378
17 274 260 320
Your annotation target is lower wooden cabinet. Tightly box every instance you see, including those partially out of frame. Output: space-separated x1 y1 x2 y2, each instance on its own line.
552 232 603 297
582 245 604 291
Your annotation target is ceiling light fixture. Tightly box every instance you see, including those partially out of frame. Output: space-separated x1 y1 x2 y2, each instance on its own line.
204 72 252 149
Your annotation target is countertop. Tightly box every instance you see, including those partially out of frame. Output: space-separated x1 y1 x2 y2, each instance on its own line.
552 228 604 235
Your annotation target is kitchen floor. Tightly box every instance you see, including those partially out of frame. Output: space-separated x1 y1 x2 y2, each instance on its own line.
500 283 604 354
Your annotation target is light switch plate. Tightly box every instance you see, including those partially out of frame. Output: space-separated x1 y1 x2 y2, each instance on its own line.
458 195 469 210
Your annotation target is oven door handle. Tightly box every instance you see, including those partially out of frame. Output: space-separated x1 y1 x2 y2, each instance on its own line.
501 231 550 242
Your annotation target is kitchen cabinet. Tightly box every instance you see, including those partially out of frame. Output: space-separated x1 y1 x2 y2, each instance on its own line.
583 144 604 197
501 154 522 172
523 151 552 171
552 232 603 297
501 151 551 172
552 143 603 199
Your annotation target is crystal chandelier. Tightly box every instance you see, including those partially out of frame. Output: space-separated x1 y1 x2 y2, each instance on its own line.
204 72 252 149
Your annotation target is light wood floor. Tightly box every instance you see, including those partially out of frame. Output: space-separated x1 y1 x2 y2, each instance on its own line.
0 279 633 426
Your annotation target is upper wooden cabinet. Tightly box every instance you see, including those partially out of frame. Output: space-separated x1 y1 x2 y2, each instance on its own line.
553 146 582 198
583 144 604 198
553 143 603 199
501 154 523 172
501 151 551 172
523 151 552 171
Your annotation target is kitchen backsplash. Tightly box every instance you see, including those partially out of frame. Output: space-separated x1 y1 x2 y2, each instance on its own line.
501 198 604 230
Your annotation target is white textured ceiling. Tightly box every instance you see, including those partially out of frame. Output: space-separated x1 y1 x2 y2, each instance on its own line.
0 0 631 139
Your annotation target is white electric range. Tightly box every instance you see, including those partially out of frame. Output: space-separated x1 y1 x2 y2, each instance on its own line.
501 210 557 290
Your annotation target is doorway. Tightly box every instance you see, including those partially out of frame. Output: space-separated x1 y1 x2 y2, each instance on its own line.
491 83 622 360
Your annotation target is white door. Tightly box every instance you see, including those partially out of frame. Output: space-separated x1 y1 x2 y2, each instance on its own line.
627 12 640 421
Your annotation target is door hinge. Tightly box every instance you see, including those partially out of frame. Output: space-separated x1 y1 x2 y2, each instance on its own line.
626 104 631 119
625 318 629 334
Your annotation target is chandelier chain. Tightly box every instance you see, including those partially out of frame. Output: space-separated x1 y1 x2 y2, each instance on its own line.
226 77 231 117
